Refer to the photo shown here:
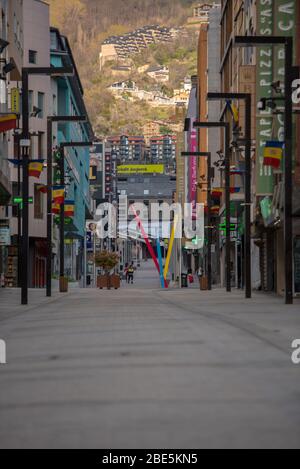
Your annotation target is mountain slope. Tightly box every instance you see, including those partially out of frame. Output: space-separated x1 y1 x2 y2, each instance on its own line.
49 0 198 136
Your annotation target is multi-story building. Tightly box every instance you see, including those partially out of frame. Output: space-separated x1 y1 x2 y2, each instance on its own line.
50 27 94 282
8 0 51 288
220 0 299 297
150 135 176 168
107 135 146 162
89 140 105 209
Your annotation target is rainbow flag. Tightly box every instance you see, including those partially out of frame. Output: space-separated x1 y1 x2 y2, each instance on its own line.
28 160 44 179
52 186 65 204
263 141 284 169
0 114 17 133
64 201 75 217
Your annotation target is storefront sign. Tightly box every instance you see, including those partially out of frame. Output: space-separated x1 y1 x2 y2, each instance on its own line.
117 164 164 175
256 0 296 195
0 225 10 246
256 0 275 196
11 88 20 114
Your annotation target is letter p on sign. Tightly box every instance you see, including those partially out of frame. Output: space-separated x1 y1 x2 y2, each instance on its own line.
0 340 6 364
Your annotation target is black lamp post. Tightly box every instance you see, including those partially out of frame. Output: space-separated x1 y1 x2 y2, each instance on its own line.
58 141 93 293
207 92 252 299
181 151 213 290
21 66 73 305
46 116 87 298
193 122 231 293
234 35 298 305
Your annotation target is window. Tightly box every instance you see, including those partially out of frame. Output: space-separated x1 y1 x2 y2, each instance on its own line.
34 184 44 220
29 50 37 64
37 92 44 118
28 90 33 114
38 133 44 158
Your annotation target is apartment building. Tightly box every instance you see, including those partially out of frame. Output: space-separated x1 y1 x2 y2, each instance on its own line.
50 27 93 282
107 135 146 162
150 135 176 174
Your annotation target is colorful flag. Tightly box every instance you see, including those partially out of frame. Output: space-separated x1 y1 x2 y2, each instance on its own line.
28 160 44 179
52 186 65 204
230 187 241 194
0 114 17 133
211 205 220 214
52 203 60 215
226 101 239 123
36 184 47 194
212 188 223 199
64 201 75 217
263 141 284 169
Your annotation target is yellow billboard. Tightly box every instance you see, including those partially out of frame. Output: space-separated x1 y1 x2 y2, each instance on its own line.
117 164 165 175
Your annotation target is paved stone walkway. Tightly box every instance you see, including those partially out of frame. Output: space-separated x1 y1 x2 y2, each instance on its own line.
0 263 299 448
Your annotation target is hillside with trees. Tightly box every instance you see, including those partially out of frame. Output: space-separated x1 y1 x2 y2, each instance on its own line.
49 0 199 136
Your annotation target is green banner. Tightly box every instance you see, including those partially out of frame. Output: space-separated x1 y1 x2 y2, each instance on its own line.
273 0 297 170
256 0 297 195
256 0 274 195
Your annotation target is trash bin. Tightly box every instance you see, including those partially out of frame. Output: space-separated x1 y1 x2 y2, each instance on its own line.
181 273 188 288
59 276 68 293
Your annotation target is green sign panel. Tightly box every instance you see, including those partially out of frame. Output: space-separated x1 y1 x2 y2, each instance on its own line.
256 0 275 196
256 0 297 195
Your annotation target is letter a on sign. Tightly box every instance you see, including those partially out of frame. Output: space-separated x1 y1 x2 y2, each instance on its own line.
0 340 6 364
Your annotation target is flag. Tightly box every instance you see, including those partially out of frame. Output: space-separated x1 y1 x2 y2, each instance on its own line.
36 184 47 194
52 186 65 204
64 201 75 217
263 141 284 169
52 203 60 215
28 160 44 179
230 187 241 194
0 114 17 133
7 159 21 166
212 188 223 199
226 101 239 123
211 205 220 214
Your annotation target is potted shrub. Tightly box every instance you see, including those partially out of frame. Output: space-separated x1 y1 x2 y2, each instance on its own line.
95 251 120 290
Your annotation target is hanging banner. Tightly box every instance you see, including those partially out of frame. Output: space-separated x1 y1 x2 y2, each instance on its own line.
256 0 274 196
11 88 20 114
52 186 65 204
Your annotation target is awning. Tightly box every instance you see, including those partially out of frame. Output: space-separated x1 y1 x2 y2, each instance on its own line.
0 114 17 133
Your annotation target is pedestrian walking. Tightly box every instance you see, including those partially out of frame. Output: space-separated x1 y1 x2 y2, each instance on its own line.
127 265 134 284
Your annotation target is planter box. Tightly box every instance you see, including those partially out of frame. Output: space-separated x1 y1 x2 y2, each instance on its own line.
200 276 208 291
59 276 68 293
97 274 120 290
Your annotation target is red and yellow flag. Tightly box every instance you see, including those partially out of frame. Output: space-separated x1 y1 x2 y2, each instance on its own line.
52 186 65 204
263 141 284 169
212 188 223 199
64 201 75 217
52 203 60 215
36 184 47 194
29 161 44 179
0 114 17 133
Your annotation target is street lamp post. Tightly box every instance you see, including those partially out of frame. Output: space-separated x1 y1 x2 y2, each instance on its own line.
20 66 73 305
193 122 231 292
59 141 93 293
207 92 252 299
234 36 298 305
46 116 87 298
181 151 213 290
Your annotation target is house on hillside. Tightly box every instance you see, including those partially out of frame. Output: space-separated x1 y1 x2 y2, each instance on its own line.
147 65 170 83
